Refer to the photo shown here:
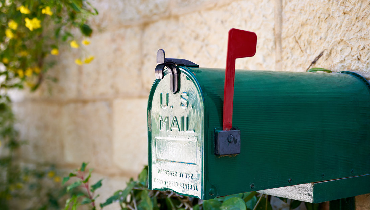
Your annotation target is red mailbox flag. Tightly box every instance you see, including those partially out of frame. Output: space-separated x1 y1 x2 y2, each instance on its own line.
223 29 257 130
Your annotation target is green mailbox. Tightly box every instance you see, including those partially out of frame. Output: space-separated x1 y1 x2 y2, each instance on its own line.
147 29 370 202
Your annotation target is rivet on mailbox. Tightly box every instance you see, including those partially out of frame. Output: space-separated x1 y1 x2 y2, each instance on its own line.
147 28 370 202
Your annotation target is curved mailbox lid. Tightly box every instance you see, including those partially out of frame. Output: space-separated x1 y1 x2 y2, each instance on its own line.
147 67 205 198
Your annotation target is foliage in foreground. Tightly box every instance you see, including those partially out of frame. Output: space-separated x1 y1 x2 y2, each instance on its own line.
64 163 321 210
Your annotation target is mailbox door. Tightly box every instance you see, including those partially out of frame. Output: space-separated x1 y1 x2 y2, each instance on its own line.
148 67 205 198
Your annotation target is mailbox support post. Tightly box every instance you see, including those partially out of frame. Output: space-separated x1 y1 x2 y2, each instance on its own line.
329 197 355 210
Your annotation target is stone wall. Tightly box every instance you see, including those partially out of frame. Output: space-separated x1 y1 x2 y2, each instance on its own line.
12 0 370 209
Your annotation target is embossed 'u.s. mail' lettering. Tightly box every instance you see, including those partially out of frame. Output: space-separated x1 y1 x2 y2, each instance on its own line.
158 91 193 133
149 71 204 198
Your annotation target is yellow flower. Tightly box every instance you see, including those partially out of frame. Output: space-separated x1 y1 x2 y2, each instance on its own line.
51 48 59 55
9 185 15 191
16 183 23 189
17 69 24 78
70 40 79 48
18 6 31 14
26 81 34 87
5 29 14 39
25 18 41 31
25 68 33 77
2 58 9 64
41 6 53 16
54 176 61 183
75 59 83 65
19 51 28 57
82 39 90 45
33 67 41 74
47 171 55 178
84 56 95 64
8 20 18 30
23 175 29 182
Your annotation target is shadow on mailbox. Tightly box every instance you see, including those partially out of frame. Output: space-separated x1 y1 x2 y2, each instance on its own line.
147 28 370 203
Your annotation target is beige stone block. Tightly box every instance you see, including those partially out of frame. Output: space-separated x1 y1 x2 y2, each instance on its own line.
141 0 275 91
13 102 64 164
89 0 171 30
63 101 113 170
171 0 236 15
80 27 143 98
356 194 370 210
282 0 370 76
112 98 148 175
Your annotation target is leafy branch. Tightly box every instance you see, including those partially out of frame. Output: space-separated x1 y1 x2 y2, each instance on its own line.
63 162 102 210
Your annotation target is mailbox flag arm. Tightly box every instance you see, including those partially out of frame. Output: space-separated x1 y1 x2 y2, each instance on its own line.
223 29 257 130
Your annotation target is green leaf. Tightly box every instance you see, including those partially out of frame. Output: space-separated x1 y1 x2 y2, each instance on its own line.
81 197 92 205
80 162 87 172
243 191 257 202
203 200 222 210
120 181 135 199
100 194 119 208
67 181 82 192
151 196 158 210
70 2 81 12
165 197 176 210
138 166 148 185
245 195 257 210
85 2 99 15
100 181 135 208
290 200 302 209
193 204 200 210
64 195 79 210
215 193 243 202
307 68 332 73
91 179 103 192
138 190 153 210
83 168 93 183
64 196 74 210
220 197 246 210
55 27 62 38
62 32 73 42
62 176 70 185
254 196 272 210
80 24 93 37
72 197 80 210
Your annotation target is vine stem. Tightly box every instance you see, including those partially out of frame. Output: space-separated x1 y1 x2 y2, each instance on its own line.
253 194 265 210
132 191 138 210
79 171 96 208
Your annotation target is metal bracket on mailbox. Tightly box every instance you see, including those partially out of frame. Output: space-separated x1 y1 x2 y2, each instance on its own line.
215 129 241 155
155 49 198 94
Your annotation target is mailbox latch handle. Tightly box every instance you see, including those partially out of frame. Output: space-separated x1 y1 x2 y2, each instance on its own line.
155 49 199 94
